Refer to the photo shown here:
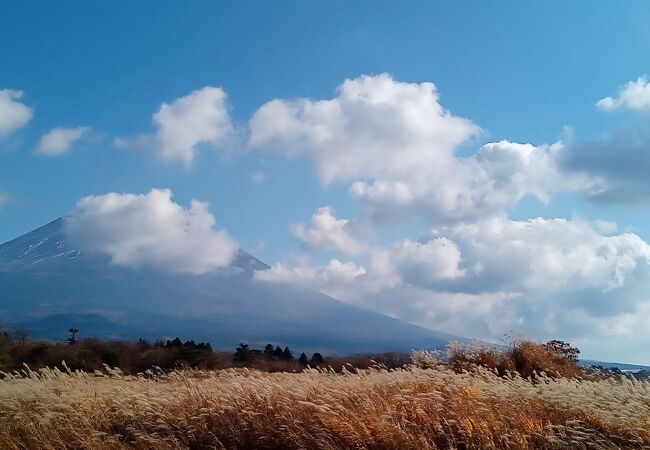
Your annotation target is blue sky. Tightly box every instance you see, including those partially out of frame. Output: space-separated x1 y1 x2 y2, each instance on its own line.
4 1 650 362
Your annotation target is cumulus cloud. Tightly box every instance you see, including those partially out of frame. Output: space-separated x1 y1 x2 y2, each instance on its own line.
36 127 90 156
255 215 650 361
597 76 650 112
255 259 373 302
392 237 465 285
257 238 465 307
436 217 650 294
0 89 32 137
247 73 650 360
250 75 589 222
351 139 590 221
274 215 650 301
290 207 363 255
250 73 480 184
119 87 234 165
64 188 238 274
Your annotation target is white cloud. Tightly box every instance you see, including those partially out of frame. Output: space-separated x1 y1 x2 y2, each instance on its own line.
393 237 465 285
597 76 650 112
0 89 32 137
250 75 589 222
36 127 90 156
351 139 588 222
437 216 650 293
255 238 465 308
254 215 650 361
250 73 480 185
246 73 650 361
64 188 238 274
121 87 234 166
290 207 363 255
255 259 370 301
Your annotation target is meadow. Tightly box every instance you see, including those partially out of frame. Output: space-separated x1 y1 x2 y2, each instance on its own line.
1 357 650 449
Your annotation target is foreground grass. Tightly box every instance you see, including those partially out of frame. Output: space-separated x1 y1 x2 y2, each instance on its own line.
1 365 649 450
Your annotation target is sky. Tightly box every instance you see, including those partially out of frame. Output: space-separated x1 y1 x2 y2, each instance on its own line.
3 1 650 363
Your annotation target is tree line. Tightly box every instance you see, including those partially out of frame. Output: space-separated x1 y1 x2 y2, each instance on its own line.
233 342 324 366
0 326 356 374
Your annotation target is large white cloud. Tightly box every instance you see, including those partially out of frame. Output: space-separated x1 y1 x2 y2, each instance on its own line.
36 127 90 156
256 215 650 362
437 216 650 293
290 207 363 255
64 188 238 274
119 86 234 165
597 76 650 112
392 237 465 285
352 139 590 221
250 75 588 222
250 73 480 184
248 73 650 361
0 89 32 137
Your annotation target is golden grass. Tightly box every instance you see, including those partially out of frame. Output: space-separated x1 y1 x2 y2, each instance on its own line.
1 363 650 449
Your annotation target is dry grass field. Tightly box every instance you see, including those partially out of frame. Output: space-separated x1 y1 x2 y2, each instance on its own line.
1 360 650 450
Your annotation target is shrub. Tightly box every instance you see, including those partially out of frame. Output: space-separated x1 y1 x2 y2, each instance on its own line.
510 340 582 379
446 339 582 379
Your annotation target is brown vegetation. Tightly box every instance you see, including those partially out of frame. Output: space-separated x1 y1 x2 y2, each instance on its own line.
0 329 409 375
1 362 649 449
2 332 645 449
447 339 583 379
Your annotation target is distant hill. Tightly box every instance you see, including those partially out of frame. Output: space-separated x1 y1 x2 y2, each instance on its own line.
580 359 650 373
0 218 464 354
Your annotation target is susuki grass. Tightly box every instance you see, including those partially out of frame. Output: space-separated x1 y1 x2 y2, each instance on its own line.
2 360 650 449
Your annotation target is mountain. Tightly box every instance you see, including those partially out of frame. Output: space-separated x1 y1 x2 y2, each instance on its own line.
0 218 464 354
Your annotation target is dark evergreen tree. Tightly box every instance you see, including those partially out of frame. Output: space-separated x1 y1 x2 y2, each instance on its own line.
298 352 308 365
196 342 212 352
233 343 252 361
310 352 324 365
282 346 293 360
166 337 183 348
273 345 283 358
264 344 275 356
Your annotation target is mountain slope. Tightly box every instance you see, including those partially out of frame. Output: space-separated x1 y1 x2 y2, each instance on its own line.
0 219 464 353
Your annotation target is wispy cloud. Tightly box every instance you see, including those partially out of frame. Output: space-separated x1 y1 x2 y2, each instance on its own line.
36 127 90 156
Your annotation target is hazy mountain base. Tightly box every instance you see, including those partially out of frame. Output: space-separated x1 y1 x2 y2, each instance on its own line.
0 219 461 354
1 363 649 450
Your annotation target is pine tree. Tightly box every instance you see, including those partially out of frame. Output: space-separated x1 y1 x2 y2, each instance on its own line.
298 352 308 365
233 343 251 361
282 346 293 360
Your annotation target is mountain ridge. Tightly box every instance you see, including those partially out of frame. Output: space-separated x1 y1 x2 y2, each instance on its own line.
0 218 464 354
